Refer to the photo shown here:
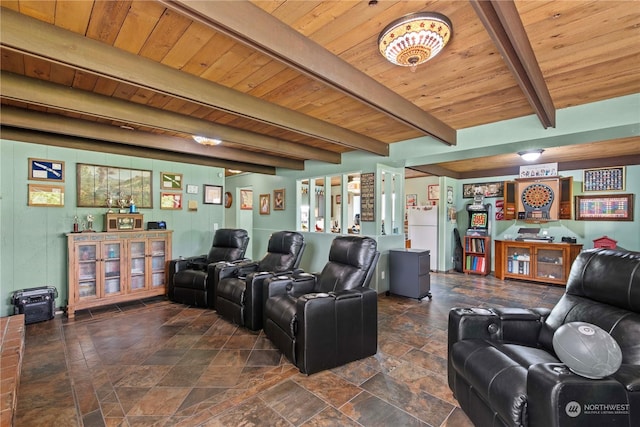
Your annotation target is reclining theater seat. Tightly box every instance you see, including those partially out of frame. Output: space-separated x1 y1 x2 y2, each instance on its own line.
448 248 640 427
167 228 249 308
214 231 305 331
263 235 380 375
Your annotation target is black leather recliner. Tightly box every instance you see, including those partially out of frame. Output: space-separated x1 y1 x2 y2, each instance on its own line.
448 248 640 427
263 235 380 375
214 231 305 331
167 228 249 308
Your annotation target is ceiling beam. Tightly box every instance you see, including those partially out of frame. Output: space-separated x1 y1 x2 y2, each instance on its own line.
163 0 457 146
0 106 303 173
470 0 556 128
0 72 338 165
0 8 388 156
1 127 276 175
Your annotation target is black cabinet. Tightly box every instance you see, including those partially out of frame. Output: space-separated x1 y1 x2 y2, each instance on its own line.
388 248 432 300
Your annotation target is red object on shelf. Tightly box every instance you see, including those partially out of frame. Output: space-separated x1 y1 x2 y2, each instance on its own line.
593 236 617 249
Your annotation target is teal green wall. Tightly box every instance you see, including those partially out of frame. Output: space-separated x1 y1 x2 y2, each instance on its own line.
1 95 638 316
0 139 226 317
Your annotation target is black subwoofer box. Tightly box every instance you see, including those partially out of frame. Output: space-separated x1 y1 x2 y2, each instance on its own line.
12 286 58 324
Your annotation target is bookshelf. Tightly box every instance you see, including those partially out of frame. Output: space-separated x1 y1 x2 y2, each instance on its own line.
463 236 491 276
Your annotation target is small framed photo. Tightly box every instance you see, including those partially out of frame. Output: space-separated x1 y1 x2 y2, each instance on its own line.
428 184 440 201
583 166 625 192
160 192 182 210
29 158 65 182
259 193 270 215
28 184 65 207
204 185 223 205
336 194 341 205
406 194 417 207
161 172 183 190
273 189 285 210
186 184 198 194
240 189 253 210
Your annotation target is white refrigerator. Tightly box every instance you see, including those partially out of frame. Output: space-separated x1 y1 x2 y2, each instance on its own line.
407 205 438 271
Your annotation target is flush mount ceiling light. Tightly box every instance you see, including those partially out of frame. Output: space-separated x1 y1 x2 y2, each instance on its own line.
193 135 222 146
518 149 544 162
378 12 452 71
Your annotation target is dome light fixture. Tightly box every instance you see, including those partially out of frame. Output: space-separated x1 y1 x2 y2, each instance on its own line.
518 149 544 162
193 135 222 146
378 12 452 71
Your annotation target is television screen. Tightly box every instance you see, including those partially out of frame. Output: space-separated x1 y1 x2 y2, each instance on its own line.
470 212 488 229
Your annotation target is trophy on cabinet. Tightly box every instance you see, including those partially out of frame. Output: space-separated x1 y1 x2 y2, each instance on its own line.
105 193 115 213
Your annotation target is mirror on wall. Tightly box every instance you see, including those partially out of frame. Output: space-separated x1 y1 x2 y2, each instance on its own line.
300 179 309 231
330 175 342 233
347 173 361 234
314 177 325 232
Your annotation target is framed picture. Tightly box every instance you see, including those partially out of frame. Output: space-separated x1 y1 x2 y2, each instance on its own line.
29 158 65 182
160 192 182 209
186 184 198 194
336 194 341 205
575 194 633 221
28 184 65 207
77 164 152 208
463 181 504 198
240 189 253 210
428 184 440 201
406 194 417 207
583 166 625 192
273 189 285 210
203 184 223 205
447 186 454 204
360 172 375 221
161 172 183 190
259 193 270 215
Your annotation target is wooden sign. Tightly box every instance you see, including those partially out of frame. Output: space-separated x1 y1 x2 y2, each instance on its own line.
360 172 375 222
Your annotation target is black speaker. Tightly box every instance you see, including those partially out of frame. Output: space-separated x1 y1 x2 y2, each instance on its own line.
147 221 167 230
12 286 57 324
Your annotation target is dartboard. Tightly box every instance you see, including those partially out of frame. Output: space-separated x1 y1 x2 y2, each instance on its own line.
521 183 554 209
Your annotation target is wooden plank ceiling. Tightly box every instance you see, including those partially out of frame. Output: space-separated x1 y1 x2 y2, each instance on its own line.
1 0 639 177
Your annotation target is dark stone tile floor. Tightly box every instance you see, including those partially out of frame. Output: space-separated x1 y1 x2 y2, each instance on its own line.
14 272 564 426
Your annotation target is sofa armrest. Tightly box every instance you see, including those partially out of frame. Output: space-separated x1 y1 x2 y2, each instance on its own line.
448 307 548 348
528 363 633 427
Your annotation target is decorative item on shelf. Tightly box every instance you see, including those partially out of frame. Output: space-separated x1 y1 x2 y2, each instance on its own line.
83 214 95 233
128 196 137 213
117 196 128 213
73 215 79 233
378 12 452 72
105 193 114 213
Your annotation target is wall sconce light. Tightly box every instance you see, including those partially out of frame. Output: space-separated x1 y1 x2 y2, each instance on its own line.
518 149 544 162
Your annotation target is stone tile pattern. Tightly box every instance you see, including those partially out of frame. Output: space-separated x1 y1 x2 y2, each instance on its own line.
13 273 564 426
1 314 25 427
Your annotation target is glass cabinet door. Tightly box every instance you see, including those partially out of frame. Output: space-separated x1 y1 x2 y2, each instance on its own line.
103 242 122 296
150 238 167 289
535 247 564 281
129 240 147 291
77 243 98 298
506 246 531 276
